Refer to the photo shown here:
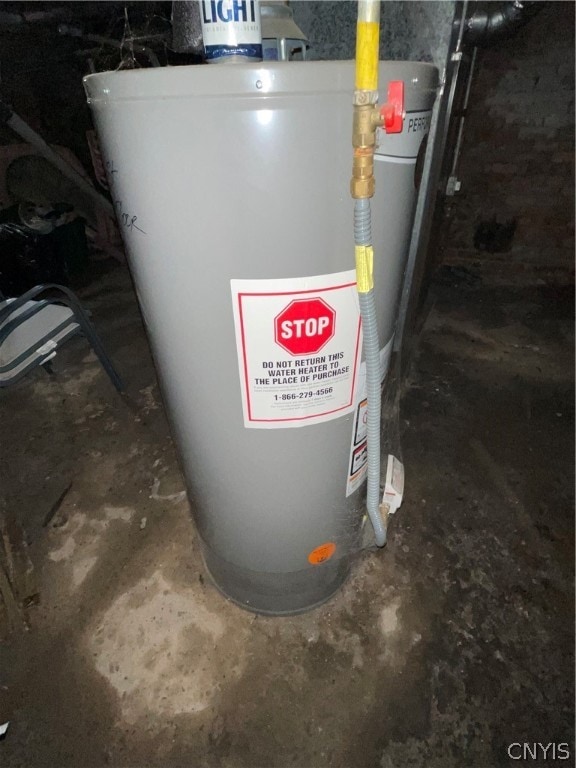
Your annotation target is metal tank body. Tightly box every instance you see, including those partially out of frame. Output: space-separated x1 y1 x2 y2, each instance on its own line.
84 61 437 614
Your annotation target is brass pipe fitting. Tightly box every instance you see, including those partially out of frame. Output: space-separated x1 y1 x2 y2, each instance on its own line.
351 148 375 199
352 103 382 147
351 102 384 200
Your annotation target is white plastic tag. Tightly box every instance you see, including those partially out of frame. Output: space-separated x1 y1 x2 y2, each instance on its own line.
36 340 58 357
382 455 404 514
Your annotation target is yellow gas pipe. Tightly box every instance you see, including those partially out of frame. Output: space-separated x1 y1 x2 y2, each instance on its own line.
351 0 382 200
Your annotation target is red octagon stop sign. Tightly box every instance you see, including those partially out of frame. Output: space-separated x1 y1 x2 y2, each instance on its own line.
274 297 335 356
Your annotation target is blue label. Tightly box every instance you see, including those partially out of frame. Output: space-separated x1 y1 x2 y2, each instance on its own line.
204 43 263 61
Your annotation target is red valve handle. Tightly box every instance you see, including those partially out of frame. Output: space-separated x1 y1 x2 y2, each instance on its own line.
380 80 404 134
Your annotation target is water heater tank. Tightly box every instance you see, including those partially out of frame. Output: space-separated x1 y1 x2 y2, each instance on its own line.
84 61 438 614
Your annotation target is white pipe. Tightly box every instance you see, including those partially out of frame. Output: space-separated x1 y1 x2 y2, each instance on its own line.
357 0 380 24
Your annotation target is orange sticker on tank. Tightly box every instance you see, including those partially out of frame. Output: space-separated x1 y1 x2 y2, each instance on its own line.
308 542 336 565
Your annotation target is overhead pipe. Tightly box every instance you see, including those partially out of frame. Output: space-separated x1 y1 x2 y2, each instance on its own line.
0 8 71 26
465 0 542 45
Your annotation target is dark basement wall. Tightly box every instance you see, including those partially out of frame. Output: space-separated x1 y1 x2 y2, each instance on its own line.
444 2 575 272
0 3 172 183
0 30 93 173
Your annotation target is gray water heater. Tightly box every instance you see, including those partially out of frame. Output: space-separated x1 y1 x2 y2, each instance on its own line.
84 61 438 614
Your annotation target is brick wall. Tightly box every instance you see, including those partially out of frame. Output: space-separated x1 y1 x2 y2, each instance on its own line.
444 3 574 271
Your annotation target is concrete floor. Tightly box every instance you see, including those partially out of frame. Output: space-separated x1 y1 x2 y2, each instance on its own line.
0 262 573 767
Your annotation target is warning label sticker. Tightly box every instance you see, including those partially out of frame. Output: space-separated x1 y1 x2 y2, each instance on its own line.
345 335 394 496
231 271 362 429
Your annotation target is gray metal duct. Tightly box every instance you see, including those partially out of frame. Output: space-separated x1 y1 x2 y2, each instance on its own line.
465 1 543 45
171 1 204 54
